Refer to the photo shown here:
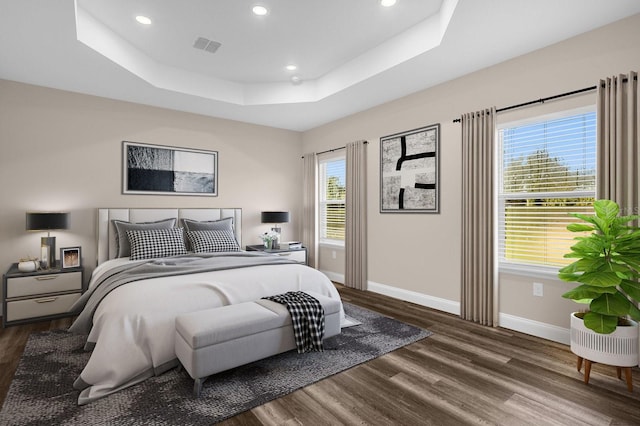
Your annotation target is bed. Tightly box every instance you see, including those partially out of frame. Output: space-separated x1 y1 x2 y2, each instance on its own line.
68 208 344 405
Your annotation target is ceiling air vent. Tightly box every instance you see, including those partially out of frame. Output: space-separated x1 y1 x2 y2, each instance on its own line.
193 37 221 54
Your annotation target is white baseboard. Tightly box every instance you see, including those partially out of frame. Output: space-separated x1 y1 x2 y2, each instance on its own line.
499 313 570 345
367 280 461 316
323 274 568 345
320 270 344 284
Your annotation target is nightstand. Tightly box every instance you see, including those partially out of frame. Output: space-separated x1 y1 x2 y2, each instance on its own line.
2 263 85 328
246 244 308 265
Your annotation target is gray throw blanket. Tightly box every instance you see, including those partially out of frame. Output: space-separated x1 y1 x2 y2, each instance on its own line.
263 291 325 353
69 252 296 335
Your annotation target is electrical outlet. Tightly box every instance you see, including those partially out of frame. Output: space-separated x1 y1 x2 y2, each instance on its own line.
332 250 337 259
533 282 544 297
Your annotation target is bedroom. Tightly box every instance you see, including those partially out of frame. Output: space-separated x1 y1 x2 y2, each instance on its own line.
1 0 640 424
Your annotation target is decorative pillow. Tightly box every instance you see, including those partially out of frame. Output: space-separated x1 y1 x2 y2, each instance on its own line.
112 218 177 258
126 228 187 260
181 217 234 232
186 230 241 253
181 217 235 250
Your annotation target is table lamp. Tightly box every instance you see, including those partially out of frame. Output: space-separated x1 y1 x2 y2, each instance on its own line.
261 211 289 248
26 212 69 269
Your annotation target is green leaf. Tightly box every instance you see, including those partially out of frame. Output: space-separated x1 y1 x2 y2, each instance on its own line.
583 311 618 334
557 272 580 282
592 216 609 235
615 215 640 226
620 280 640 301
567 223 594 232
589 292 631 317
559 258 606 274
562 284 616 301
577 271 621 287
594 199 619 221
605 262 632 273
569 239 606 257
571 213 597 225
628 303 640 322
616 255 640 271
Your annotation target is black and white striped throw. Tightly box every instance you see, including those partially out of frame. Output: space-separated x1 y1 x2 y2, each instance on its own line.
263 291 325 353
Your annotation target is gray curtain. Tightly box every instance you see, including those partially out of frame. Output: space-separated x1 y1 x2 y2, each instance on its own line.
597 71 639 214
461 108 496 326
345 140 368 290
302 153 318 268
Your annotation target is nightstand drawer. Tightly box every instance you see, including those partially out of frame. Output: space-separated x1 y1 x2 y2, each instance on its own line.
273 250 306 264
5 292 82 322
6 271 82 298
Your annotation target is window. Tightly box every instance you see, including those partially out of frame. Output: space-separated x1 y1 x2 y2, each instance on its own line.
498 109 596 269
319 156 346 244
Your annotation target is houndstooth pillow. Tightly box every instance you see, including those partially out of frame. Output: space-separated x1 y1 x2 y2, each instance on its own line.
180 217 234 251
186 230 240 253
127 228 187 260
112 218 176 258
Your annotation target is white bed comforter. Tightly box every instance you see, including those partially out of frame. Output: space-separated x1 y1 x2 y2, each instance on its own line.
72 256 344 405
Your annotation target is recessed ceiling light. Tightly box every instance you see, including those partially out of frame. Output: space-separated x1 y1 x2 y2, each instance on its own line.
135 15 152 25
252 5 268 16
291 75 302 85
380 0 397 7
285 65 297 71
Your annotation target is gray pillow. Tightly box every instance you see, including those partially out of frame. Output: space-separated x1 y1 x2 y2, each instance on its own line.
181 217 234 232
112 218 177 258
181 217 234 250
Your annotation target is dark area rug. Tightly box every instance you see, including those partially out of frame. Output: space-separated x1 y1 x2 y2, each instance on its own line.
0 303 431 426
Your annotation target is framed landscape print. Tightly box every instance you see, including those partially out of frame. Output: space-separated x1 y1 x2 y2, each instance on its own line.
123 141 218 196
380 124 440 213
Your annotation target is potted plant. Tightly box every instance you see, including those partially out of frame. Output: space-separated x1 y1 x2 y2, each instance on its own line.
559 199 640 376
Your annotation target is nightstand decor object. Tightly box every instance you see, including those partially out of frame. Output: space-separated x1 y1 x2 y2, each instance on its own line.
61 246 82 269
261 211 289 248
26 211 69 269
18 259 39 272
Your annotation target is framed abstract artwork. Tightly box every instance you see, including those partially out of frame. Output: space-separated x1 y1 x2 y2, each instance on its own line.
380 124 440 213
123 141 218 196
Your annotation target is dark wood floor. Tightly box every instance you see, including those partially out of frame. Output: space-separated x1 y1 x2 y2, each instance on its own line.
2 285 640 425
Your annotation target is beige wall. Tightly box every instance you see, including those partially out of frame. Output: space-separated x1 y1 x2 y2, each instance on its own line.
302 13 640 338
0 81 303 315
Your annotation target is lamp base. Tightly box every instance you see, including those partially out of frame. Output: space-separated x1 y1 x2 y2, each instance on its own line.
271 227 281 249
40 236 56 269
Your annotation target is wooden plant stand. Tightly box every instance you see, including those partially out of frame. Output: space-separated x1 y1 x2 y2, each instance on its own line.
577 356 633 392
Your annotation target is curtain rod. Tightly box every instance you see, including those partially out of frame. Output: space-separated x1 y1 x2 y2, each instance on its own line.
301 141 368 158
452 75 637 123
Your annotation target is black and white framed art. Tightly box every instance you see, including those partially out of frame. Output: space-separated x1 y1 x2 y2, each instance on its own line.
123 141 218 196
380 124 440 213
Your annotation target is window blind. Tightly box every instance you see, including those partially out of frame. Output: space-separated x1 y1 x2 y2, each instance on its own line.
319 158 346 242
498 111 596 268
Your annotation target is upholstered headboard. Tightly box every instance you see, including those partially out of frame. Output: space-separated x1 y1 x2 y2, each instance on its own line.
96 208 242 265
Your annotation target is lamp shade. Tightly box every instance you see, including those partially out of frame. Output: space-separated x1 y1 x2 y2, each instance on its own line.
261 211 289 224
26 212 69 231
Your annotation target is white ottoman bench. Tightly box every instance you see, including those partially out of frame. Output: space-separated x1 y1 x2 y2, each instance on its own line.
175 291 342 396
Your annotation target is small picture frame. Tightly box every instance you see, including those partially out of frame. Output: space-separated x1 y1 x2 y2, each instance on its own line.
60 247 82 269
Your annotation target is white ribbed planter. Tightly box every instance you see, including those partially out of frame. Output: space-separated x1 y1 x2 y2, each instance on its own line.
570 312 639 367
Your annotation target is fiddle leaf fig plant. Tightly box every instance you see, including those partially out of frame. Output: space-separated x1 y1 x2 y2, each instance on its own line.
559 199 640 334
